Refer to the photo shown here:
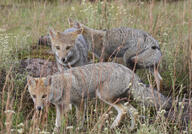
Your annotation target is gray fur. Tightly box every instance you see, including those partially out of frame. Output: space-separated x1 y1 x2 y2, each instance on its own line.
54 28 89 72
72 22 163 82
39 28 89 72
104 27 162 69
46 62 169 129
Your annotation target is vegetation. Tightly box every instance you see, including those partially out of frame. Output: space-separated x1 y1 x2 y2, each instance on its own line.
0 0 191 133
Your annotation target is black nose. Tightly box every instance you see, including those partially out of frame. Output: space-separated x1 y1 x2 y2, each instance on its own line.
37 106 42 111
62 58 67 63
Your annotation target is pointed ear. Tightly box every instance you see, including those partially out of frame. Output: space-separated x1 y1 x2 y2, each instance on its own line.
44 76 52 86
68 29 83 40
49 27 56 40
27 75 36 87
68 18 73 27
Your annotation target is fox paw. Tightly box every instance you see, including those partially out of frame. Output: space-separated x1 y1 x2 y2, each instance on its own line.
52 127 60 134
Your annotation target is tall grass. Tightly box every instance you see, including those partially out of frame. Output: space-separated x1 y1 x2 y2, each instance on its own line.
0 0 191 133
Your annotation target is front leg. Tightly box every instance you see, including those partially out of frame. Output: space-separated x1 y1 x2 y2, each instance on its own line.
54 104 72 133
55 104 63 130
75 101 87 129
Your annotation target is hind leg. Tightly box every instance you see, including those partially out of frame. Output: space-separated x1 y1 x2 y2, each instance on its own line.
74 100 87 129
96 90 134 129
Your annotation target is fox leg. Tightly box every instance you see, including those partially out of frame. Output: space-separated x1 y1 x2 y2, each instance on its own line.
55 104 63 128
75 100 87 129
96 90 135 129
110 104 127 128
96 90 126 128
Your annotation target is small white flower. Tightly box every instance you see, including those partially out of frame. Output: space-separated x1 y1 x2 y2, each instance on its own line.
163 32 168 36
109 111 113 114
66 126 73 129
40 130 50 134
36 128 40 131
4 110 15 114
17 128 24 134
71 7 75 11
17 123 24 127
178 102 182 106
104 127 108 131
11 129 15 132
124 102 129 106
5 122 9 125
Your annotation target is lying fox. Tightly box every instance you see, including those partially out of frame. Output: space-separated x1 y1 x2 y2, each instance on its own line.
69 20 163 84
27 62 170 130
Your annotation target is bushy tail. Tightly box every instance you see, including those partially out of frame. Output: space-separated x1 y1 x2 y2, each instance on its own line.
130 80 171 110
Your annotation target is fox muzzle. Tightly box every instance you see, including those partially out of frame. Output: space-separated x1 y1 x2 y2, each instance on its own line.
36 106 43 111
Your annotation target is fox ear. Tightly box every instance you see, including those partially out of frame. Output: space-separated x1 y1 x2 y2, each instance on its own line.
68 29 83 40
44 76 52 86
49 27 56 40
68 18 73 27
27 75 36 87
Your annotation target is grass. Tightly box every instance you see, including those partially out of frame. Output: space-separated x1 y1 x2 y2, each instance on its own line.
0 0 191 133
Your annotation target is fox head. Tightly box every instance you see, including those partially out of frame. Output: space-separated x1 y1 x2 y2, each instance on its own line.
49 27 82 65
27 75 51 111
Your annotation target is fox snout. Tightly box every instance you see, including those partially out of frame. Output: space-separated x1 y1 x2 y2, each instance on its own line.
36 106 43 111
62 57 68 64
61 51 73 64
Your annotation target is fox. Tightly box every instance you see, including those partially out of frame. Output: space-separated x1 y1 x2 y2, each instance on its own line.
27 62 170 131
39 27 89 72
69 20 163 85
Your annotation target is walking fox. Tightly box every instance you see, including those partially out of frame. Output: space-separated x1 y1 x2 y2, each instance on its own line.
69 20 163 83
39 27 89 72
27 62 170 130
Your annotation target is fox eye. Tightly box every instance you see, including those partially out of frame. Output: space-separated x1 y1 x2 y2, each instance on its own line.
66 46 72 50
42 95 47 98
56 46 60 50
32 95 36 98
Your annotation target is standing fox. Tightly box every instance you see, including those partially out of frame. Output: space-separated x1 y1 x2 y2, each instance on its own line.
69 20 163 84
27 62 170 130
39 27 89 72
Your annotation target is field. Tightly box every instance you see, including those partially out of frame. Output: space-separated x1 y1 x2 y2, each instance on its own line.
0 0 191 133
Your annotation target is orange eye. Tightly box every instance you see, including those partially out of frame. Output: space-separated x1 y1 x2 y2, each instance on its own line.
42 95 47 98
56 46 60 50
66 46 71 50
